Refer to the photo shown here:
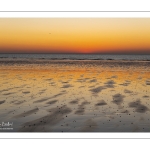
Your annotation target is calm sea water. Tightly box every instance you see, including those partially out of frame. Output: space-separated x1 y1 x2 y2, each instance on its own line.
0 54 150 61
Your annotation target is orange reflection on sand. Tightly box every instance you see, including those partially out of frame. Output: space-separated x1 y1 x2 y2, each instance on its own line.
0 60 150 132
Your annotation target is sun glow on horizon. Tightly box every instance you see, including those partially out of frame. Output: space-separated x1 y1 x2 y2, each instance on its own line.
0 18 150 54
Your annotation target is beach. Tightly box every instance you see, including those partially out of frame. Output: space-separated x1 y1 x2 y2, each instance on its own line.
0 58 150 132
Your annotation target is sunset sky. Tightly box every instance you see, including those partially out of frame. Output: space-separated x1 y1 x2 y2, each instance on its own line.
0 18 150 54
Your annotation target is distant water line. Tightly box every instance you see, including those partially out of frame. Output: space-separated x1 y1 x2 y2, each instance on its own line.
0 54 150 61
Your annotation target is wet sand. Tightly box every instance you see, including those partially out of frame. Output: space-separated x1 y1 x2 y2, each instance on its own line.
0 59 150 132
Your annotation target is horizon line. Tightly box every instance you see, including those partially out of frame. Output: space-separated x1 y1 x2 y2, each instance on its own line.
0 53 150 55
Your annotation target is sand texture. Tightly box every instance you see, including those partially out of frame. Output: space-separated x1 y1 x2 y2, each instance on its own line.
0 59 150 132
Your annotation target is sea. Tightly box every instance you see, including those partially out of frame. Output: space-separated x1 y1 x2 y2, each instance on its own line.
0 54 150 61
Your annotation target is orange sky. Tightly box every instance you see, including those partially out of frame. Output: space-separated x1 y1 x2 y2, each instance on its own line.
0 18 150 54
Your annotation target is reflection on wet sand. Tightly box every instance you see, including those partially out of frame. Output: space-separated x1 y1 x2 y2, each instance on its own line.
112 94 125 105
90 86 105 94
0 100 5 105
46 100 57 105
129 99 149 113
0 60 150 132
95 100 107 106
69 99 79 104
19 106 72 132
15 108 39 118
124 89 132 94
80 119 98 132
105 80 116 88
75 101 90 115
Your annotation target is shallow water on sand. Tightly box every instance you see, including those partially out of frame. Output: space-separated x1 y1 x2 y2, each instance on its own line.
0 60 150 132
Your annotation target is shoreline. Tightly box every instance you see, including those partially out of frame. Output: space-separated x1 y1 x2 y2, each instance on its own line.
0 57 150 62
